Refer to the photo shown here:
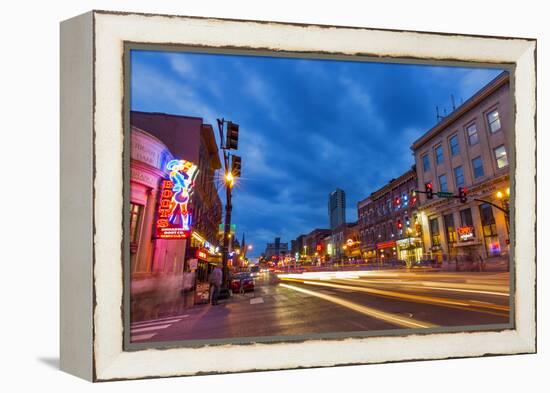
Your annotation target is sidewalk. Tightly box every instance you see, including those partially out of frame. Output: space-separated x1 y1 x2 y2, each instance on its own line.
437 255 510 272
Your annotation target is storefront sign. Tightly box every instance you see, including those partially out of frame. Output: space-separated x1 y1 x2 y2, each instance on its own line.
195 249 208 260
376 240 396 250
130 168 158 188
155 159 198 239
457 226 475 242
188 258 198 271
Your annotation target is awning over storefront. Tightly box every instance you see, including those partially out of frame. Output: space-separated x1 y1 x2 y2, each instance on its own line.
396 237 422 250
376 240 396 250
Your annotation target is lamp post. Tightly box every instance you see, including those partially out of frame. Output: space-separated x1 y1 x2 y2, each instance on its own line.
217 118 240 290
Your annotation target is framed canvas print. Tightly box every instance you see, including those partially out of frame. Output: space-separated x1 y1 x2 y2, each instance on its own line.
60 10 537 381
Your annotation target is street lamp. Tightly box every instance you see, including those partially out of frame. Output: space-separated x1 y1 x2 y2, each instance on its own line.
225 172 235 188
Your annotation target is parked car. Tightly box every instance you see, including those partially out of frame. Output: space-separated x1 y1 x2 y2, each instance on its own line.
230 272 255 293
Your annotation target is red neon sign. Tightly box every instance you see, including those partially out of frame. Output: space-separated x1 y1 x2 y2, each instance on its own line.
195 249 208 260
155 179 190 239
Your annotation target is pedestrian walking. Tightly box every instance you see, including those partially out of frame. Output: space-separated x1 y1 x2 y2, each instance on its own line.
208 265 223 305
181 268 195 308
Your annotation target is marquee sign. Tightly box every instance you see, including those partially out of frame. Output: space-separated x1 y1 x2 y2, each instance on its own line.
457 226 475 242
155 159 199 239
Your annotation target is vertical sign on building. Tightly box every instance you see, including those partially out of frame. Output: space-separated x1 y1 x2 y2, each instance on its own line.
155 159 199 239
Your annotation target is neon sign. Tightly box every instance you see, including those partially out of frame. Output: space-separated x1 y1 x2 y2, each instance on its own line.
457 226 474 242
195 249 208 260
155 159 198 239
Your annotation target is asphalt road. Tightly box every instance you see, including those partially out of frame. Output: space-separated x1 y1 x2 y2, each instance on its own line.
130 269 510 343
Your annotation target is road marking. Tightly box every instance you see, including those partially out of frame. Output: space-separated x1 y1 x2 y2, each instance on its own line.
131 324 172 333
131 317 184 328
280 283 437 329
250 297 264 304
132 333 157 341
130 316 186 342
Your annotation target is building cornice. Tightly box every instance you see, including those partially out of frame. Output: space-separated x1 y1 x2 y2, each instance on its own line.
410 72 509 151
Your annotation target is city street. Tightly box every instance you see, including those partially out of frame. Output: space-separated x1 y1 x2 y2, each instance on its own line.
130 269 510 343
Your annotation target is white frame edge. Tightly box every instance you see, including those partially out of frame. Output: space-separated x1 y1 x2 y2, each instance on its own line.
84 11 535 381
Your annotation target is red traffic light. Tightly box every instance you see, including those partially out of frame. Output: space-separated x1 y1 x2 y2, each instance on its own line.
425 182 433 199
458 187 468 203
397 219 403 230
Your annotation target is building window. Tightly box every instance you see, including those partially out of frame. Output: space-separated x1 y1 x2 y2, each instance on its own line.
454 166 465 187
494 145 509 169
449 134 460 156
130 203 144 251
466 123 479 145
460 208 475 236
439 174 448 192
422 154 430 172
435 145 444 165
472 156 484 179
444 213 457 244
429 217 441 247
487 109 501 133
479 203 501 256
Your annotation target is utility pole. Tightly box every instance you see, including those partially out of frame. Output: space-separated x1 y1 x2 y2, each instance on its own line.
217 118 240 290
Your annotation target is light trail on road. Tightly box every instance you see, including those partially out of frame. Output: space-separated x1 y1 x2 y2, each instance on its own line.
278 270 510 318
280 283 438 329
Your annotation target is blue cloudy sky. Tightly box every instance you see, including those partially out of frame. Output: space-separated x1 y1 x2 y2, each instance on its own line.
131 49 504 256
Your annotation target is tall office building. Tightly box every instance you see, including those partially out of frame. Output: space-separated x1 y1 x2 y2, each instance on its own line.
328 188 346 230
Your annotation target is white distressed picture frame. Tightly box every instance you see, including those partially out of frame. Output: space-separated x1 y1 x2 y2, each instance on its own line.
60 10 536 381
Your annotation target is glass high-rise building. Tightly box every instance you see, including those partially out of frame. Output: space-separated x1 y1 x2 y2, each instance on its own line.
328 188 346 230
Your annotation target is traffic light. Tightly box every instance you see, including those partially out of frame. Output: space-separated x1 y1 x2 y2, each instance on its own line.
394 196 401 206
405 216 410 227
425 182 433 199
226 121 239 150
231 155 242 178
397 219 403 230
458 187 468 203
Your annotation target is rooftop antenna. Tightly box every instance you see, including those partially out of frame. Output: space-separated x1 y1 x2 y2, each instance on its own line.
451 94 456 111
436 106 445 122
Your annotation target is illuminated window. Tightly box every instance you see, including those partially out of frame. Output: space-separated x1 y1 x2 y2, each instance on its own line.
494 145 508 168
130 203 144 249
466 123 479 145
422 154 430 171
460 208 474 232
479 203 501 256
449 134 460 156
472 156 484 179
444 213 457 244
454 166 464 187
487 109 501 133
439 174 448 192
435 145 444 165
429 217 441 246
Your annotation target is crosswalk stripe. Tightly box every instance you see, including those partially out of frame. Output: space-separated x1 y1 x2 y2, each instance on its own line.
131 318 183 328
131 315 188 326
250 297 264 304
132 333 157 341
131 324 172 333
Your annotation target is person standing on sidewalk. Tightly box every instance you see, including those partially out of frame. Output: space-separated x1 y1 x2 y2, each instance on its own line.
209 265 223 305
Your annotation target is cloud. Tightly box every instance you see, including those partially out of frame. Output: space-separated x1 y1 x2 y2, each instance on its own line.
132 50 504 256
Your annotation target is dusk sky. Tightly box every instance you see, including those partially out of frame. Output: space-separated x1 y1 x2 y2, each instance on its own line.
131 49 504 257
